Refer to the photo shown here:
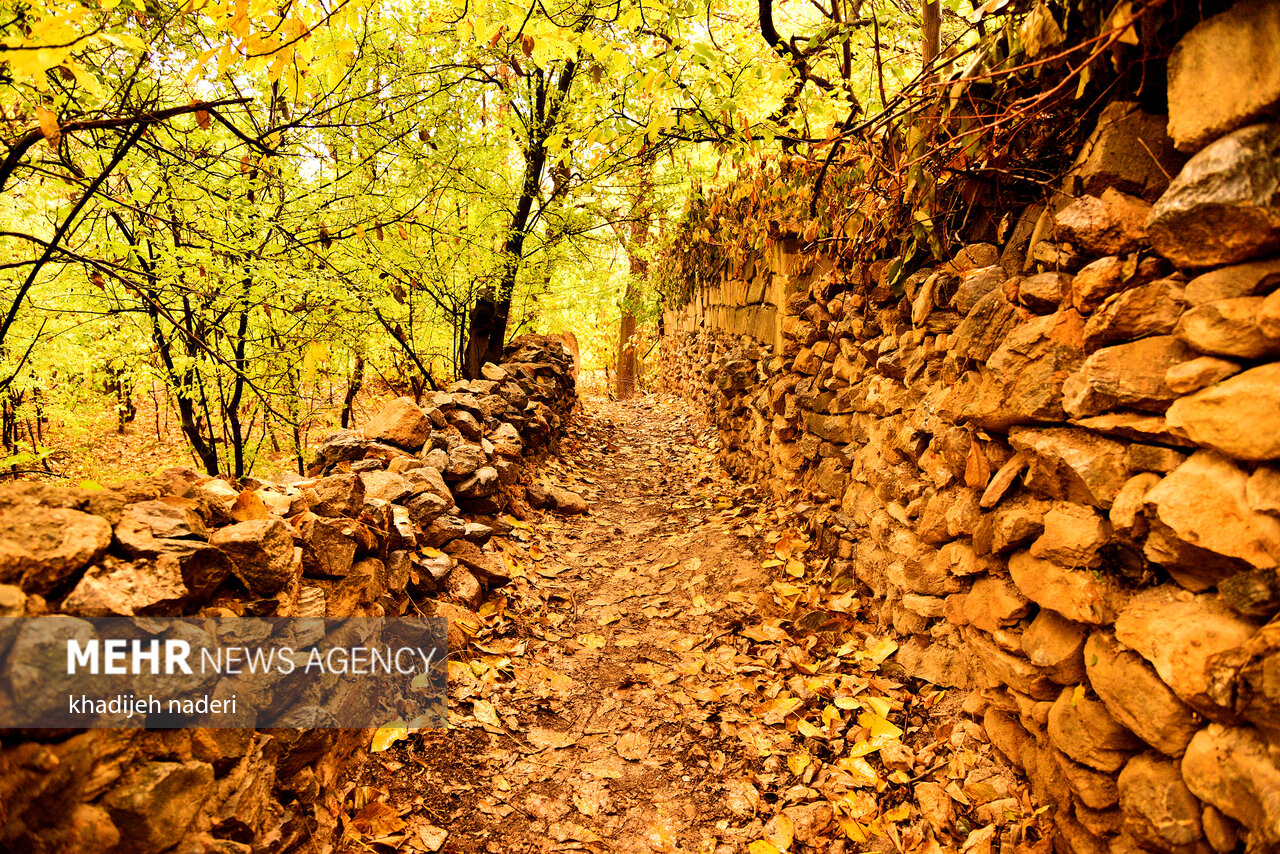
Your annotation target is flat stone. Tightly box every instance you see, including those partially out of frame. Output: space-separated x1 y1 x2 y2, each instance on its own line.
1114 586 1260 718
1081 278 1185 350
1166 0 1280 151
359 470 414 504
1147 123 1280 268
1164 356 1241 394
1008 550 1127 625
527 484 588 515
1071 413 1196 447
1184 257 1280 304
1085 632 1200 757
1063 336 1197 417
1118 753 1205 853
1166 364 1280 461
1175 296 1280 359
455 466 500 500
1181 724 1280 848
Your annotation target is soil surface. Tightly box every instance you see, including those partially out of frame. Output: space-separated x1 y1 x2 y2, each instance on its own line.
340 396 1049 854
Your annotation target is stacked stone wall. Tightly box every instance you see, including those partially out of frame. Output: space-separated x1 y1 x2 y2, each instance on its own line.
0 334 577 853
658 7 1280 853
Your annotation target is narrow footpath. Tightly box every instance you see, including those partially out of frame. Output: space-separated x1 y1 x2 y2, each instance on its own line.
342 397 1049 854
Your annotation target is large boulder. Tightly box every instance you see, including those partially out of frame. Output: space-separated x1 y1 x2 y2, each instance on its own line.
0 506 112 594
1114 587 1259 718
1071 101 1184 201
1142 451 1280 590
363 397 432 450
209 520 297 596
1181 725 1280 849
1166 363 1280 460
1165 0 1280 152
1084 632 1200 757
1118 753 1205 854
1175 297 1280 359
1147 123 1280 268
1008 550 1126 625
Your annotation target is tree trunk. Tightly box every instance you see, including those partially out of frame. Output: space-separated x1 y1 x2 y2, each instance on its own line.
613 161 654 399
921 0 941 79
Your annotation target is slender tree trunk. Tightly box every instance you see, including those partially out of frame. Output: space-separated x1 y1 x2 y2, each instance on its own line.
613 162 654 399
921 0 941 79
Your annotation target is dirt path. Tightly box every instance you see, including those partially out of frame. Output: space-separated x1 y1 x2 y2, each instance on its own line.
342 397 1046 854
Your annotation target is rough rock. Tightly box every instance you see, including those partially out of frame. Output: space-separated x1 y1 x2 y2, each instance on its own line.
1082 278 1185 350
1181 724 1280 848
1084 633 1201 757
1118 753 1205 854
122 499 209 540
1166 364 1280 461
101 761 215 854
1021 609 1086 684
1261 287 1280 338
1063 336 1196 417
953 266 1007 315
1165 0 1280 152
305 473 365 518
1018 272 1071 313
1008 550 1126 625
961 311 1085 430
455 466 500 500
1110 472 1161 540
1175 296 1280 359
1142 451 1280 589
1114 587 1260 718
61 555 189 616
963 627 1057 700
0 506 112 594
1072 101 1184 201
1008 426 1130 509
952 290 1020 363
1054 189 1151 256
209 520 298 596
444 444 487 480
359 470 414 504
527 484 589 515
959 576 1031 633
1029 502 1110 568
1184 257 1280 305
1048 687 1142 772
1147 123 1280 268
1164 356 1241 394
298 516 358 578
1247 466 1280 517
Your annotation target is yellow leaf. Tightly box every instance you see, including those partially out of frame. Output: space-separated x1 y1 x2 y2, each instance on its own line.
858 711 903 741
370 720 408 752
788 752 811 776
863 696 893 718
837 755 878 787
472 699 500 726
36 106 60 147
748 842 783 854
767 814 794 849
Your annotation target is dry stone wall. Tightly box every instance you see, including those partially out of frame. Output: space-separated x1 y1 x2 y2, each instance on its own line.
658 9 1280 853
0 334 577 854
